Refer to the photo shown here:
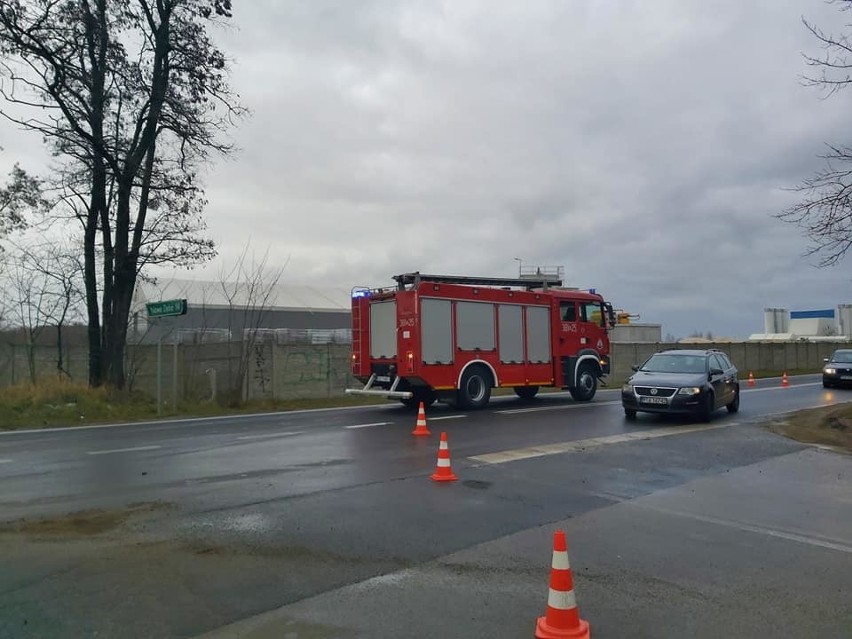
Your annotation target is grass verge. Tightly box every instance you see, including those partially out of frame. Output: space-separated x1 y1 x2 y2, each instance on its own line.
765 402 852 454
0 377 386 431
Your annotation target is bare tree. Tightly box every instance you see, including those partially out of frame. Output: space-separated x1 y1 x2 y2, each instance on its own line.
2 244 70 382
14 239 85 375
778 1 852 265
0 0 244 388
216 244 285 405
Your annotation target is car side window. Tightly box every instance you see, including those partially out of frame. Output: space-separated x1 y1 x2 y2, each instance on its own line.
711 354 727 371
717 353 733 369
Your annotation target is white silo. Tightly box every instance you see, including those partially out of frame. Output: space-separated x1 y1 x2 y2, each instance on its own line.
838 304 852 338
764 308 789 334
775 308 789 333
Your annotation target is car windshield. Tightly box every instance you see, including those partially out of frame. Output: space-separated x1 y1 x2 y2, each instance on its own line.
641 354 706 374
831 350 852 363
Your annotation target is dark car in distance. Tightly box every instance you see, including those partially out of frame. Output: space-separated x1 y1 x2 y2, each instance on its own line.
621 349 740 422
822 349 852 388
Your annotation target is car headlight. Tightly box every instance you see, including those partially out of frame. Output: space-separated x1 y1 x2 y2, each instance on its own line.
677 387 701 395
825 367 836 375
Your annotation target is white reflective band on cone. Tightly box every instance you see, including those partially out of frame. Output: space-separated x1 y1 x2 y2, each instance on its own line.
547 588 577 611
437 458 451 467
551 552 571 570
439 441 449 450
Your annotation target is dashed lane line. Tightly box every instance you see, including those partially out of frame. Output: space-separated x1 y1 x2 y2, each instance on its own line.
0 459 12 464
497 400 620 415
469 422 733 465
235 431 306 441
344 422 392 430
87 445 162 456
429 415 467 421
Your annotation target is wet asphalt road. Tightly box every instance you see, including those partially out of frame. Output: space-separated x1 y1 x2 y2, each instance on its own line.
1 375 851 638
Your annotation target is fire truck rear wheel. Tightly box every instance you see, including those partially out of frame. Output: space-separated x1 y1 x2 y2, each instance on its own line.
458 366 492 409
569 364 598 402
400 391 436 410
513 386 539 401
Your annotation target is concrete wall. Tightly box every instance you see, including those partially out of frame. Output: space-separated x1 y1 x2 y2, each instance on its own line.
609 341 845 383
1 340 846 402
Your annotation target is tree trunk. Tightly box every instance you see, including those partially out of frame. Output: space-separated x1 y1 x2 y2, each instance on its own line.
56 323 64 375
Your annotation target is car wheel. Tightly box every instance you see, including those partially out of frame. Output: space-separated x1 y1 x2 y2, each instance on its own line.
624 408 637 420
457 365 492 410
698 392 714 423
513 386 539 401
726 388 739 414
823 380 832 389
569 364 598 402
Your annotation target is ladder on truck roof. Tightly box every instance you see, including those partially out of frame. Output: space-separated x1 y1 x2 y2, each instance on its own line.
393 272 562 290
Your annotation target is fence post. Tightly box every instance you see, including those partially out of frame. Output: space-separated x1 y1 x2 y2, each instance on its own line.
271 340 277 401
173 340 179 408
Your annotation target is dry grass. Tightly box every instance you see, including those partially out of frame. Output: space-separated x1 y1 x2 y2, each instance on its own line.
0 376 157 429
765 403 852 454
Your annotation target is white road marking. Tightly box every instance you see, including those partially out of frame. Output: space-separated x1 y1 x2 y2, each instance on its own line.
628 502 852 555
0 459 12 464
469 422 733 465
235 431 305 441
497 400 620 415
0 403 400 436
743 382 820 393
344 422 391 429
87 445 162 456
430 415 467 421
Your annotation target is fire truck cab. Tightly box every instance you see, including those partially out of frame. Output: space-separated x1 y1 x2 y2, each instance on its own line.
346 272 615 410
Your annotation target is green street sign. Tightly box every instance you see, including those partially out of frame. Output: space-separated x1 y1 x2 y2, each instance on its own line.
146 298 188 318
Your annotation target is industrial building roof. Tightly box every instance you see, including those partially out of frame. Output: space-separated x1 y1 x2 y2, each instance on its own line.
134 278 352 313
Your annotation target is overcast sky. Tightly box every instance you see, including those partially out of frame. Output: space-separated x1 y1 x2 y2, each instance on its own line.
3 0 851 339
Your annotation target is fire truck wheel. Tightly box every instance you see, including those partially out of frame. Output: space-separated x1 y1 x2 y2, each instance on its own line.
400 391 437 410
458 366 492 409
513 386 539 401
569 364 598 402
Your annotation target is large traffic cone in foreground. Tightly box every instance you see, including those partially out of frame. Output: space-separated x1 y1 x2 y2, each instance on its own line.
748 371 755 387
535 530 590 639
412 401 431 436
430 432 458 482
782 371 790 387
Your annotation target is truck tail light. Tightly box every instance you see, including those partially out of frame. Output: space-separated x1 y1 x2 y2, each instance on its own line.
407 351 414 372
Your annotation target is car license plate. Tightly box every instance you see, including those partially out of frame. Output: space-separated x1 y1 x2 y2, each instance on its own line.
842 375 852 380
640 396 668 405
375 375 391 382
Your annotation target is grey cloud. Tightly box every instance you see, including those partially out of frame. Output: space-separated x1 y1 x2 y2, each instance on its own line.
3 0 849 339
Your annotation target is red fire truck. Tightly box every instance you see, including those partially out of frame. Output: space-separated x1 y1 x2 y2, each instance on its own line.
346 272 616 409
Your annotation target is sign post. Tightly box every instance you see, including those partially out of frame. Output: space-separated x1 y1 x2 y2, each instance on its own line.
146 299 188 415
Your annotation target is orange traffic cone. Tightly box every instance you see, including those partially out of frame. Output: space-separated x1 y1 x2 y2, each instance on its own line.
412 401 431 436
535 530 590 639
748 371 755 387
430 432 458 482
782 371 790 387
